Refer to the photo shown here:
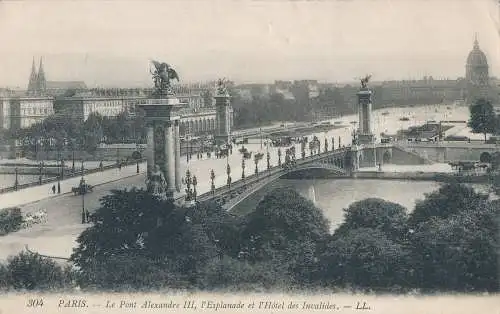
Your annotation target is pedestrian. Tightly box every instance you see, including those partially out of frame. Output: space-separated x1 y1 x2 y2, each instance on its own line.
51 185 56 194
85 210 90 223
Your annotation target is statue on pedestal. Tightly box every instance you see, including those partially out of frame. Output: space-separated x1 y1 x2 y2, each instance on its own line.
216 78 229 96
146 164 167 197
360 75 372 89
150 60 180 97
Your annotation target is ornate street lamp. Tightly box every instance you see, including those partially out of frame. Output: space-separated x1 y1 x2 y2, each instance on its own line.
71 138 76 173
14 167 18 191
185 169 193 201
278 148 282 166
324 137 328 153
80 161 86 224
254 154 259 175
192 175 198 202
338 136 341 149
38 162 43 185
226 164 231 188
241 158 246 180
210 169 215 194
332 137 335 151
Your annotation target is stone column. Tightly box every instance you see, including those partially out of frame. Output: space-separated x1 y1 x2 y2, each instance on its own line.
146 124 155 176
174 119 181 192
164 122 176 194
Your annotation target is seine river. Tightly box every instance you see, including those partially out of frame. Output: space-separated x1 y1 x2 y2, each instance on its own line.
246 179 493 231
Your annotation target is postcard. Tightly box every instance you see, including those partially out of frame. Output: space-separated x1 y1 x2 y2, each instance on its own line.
0 0 498 313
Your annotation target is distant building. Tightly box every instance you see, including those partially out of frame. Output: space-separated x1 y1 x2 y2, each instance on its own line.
465 35 490 103
9 96 54 130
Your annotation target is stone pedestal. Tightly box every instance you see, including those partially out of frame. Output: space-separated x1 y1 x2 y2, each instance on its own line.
357 89 374 145
139 97 183 199
214 93 233 146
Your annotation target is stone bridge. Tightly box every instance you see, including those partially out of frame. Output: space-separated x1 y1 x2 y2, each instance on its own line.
197 147 351 211
197 143 433 212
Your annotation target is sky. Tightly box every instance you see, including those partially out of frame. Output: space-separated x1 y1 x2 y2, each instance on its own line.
0 0 499 88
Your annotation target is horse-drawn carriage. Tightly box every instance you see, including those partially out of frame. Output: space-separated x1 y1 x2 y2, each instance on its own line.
72 183 94 196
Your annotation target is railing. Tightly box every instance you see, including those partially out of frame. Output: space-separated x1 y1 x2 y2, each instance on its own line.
0 158 145 195
197 147 350 202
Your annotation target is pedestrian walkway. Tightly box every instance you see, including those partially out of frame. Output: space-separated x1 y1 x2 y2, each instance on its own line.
0 162 146 209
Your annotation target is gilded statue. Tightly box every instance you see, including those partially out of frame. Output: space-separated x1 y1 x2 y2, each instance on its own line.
150 60 180 96
360 75 372 89
216 78 229 95
146 164 167 197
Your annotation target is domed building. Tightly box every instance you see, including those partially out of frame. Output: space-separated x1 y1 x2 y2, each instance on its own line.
465 36 490 104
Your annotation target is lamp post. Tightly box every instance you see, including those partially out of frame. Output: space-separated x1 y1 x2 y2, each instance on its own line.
192 175 197 202
210 169 215 194
185 169 192 201
324 137 328 153
80 160 86 224
14 167 18 191
266 151 271 171
38 162 43 185
301 141 306 159
57 155 61 194
278 148 282 166
254 154 259 175
332 137 335 151
71 139 75 174
338 136 341 149
226 164 231 189
241 158 245 180
260 127 263 149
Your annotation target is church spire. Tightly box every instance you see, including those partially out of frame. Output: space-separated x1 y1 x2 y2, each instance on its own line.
36 57 46 94
27 57 38 95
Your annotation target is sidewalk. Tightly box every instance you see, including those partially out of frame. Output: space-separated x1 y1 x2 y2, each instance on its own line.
0 162 146 209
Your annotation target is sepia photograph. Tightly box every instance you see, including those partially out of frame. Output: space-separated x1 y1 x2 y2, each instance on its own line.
0 0 499 312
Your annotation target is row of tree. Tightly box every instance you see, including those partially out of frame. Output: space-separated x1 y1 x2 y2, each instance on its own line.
10 111 146 155
1 182 497 292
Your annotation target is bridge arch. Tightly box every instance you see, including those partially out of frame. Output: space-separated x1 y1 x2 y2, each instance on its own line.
215 163 348 211
480 152 492 163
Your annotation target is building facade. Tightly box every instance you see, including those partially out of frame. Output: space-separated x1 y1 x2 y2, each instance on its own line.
465 36 490 104
9 96 55 130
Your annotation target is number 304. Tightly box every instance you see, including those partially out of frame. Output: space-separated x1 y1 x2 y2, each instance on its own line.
27 299 44 307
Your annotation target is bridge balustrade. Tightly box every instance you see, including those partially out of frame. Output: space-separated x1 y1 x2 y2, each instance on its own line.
197 147 351 205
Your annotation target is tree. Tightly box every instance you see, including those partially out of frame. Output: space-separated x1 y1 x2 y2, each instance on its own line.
70 188 172 272
5 251 69 290
71 189 240 288
409 202 499 292
408 183 488 227
468 98 496 142
76 254 184 290
320 228 410 291
240 188 330 284
335 198 409 243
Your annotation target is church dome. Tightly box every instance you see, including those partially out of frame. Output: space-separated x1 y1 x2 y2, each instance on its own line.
466 39 488 67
